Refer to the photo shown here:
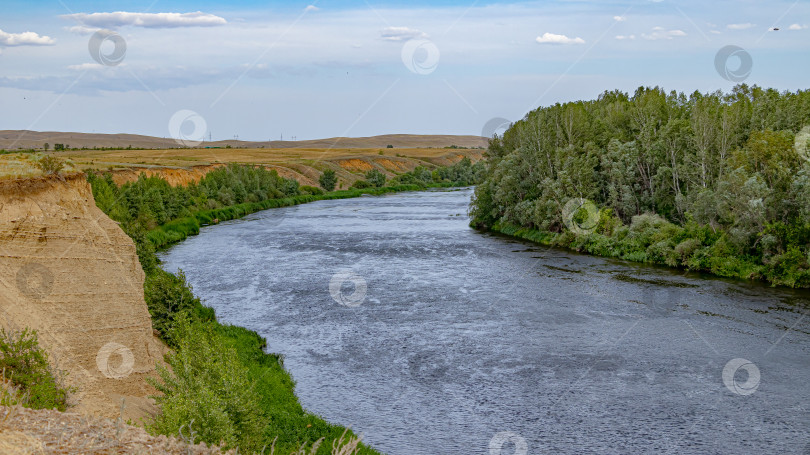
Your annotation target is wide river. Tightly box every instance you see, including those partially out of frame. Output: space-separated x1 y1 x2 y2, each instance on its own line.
160 188 810 455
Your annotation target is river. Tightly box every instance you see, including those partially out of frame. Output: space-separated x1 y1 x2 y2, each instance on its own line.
159 187 810 455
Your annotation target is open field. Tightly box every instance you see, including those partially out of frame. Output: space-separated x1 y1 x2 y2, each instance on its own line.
1 145 484 189
0 132 487 187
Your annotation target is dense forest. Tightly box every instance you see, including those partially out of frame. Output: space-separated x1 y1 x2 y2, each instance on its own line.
470 85 810 287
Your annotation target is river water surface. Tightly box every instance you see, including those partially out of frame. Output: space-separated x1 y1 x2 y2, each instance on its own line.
160 188 810 455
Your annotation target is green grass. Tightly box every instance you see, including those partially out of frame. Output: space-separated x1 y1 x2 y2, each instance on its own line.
0 327 73 411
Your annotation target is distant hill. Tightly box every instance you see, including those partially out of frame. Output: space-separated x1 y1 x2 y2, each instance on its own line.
0 131 489 150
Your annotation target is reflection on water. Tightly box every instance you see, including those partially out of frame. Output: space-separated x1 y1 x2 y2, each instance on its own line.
160 188 810 455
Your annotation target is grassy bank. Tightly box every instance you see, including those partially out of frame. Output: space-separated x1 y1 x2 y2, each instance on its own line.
486 214 809 288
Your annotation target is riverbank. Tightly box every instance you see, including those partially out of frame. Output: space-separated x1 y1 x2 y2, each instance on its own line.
483 219 807 288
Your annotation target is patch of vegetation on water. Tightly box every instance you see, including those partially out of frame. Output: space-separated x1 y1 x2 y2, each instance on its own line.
544 264 582 274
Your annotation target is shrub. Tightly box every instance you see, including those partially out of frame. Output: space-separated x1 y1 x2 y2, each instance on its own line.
365 169 386 188
351 179 372 189
301 185 325 196
646 240 674 264
0 327 72 411
36 156 65 175
144 269 214 344
148 316 265 453
674 238 701 265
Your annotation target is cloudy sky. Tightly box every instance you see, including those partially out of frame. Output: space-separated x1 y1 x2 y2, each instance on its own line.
1 0 808 141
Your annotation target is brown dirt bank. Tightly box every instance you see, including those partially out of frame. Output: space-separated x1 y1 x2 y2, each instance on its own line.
0 173 164 422
102 149 484 189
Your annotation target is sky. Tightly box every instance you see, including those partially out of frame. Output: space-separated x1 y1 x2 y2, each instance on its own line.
0 0 808 141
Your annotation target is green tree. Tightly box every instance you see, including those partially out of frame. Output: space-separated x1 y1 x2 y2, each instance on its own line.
319 168 337 192
470 84 810 287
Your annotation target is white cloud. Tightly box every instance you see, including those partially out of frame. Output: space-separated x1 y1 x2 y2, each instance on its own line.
535 32 585 45
380 26 428 41
641 27 686 40
66 25 101 35
613 16 626 22
304 5 319 12
615 35 636 40
727 23 756 30
62 11 227 29
710 30 722 35
0 29 55 46
789 24 808 30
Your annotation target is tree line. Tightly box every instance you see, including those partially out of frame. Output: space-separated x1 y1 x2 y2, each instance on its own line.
470 85 810 287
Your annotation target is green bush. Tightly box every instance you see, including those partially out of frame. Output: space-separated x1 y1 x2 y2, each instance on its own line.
148 315 266 453
301 185 325 196
365 169 386 188
0 327 72 411
144 269 214 344
674 238 701 265
351 179 372 189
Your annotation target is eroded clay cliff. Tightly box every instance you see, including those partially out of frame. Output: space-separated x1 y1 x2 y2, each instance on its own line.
0 174 164 421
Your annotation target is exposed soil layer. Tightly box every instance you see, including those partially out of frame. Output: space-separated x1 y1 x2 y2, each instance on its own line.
0 174 165 422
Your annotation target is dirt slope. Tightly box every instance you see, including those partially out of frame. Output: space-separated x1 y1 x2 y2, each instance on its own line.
0 174 164 421
102 149 484 189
